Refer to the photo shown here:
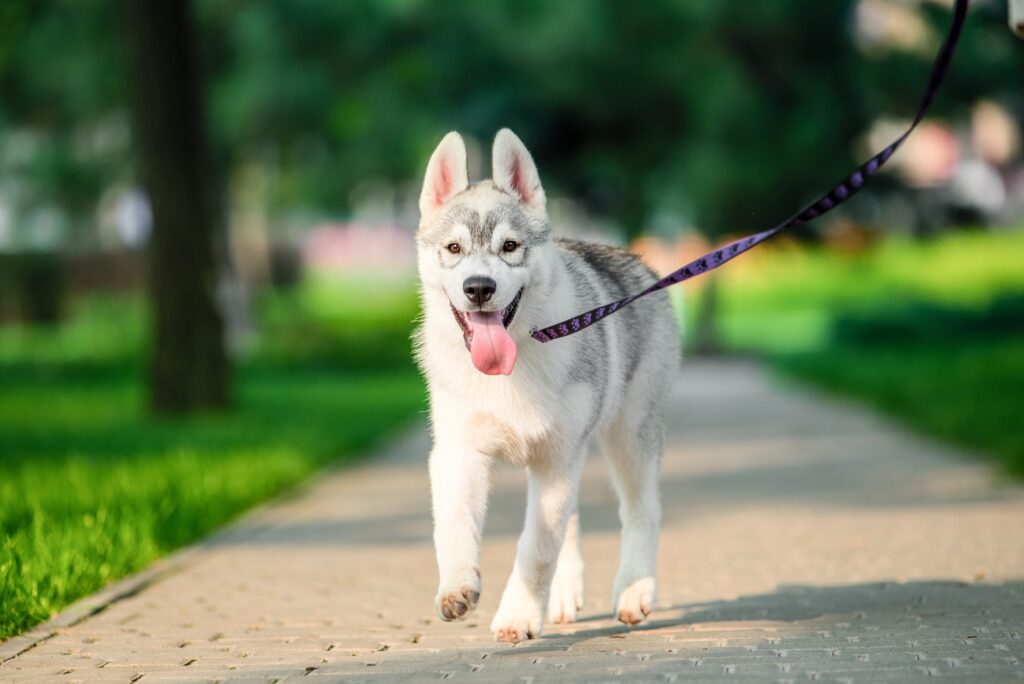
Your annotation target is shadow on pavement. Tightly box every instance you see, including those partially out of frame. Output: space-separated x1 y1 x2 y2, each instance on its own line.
492 579 1024 657
207 449 1016 547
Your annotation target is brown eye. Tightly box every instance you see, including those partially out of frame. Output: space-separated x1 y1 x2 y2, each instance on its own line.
502 240 518 253
446 242 461 254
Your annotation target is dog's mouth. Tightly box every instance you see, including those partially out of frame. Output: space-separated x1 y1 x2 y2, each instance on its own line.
450 288 522 376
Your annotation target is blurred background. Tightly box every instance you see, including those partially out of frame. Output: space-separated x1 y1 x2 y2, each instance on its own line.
1 0 1022 640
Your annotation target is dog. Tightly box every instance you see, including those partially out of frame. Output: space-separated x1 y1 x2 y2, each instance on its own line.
413 129 680 642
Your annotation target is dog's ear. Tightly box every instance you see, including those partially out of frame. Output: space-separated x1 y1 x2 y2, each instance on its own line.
419 132 469 219
492 128 546 210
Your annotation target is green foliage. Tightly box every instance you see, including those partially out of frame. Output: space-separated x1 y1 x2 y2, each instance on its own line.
203 0 872 234
0 0 128 237
693 229 1024 475
4 1 1021 238
0 285 425 639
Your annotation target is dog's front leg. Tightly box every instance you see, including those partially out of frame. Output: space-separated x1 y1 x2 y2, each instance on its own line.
491 455 584 642
429 440 491 621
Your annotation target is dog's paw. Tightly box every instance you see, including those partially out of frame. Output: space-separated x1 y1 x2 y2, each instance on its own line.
490 603 543 643
546 558 584 624
491 579 544 642
435 571 481 622
613 576 655 626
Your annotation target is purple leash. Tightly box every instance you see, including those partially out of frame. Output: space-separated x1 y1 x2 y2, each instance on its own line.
531 0 969 344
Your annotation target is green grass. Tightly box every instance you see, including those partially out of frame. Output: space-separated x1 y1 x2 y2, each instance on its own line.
0 279 425 640
688 228 1024 474
776 334 1024 474
695 230 1024 353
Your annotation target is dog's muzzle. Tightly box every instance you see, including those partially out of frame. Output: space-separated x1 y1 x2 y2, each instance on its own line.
450 288 523 375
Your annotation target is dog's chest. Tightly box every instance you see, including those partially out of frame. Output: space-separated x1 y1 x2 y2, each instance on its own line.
450 370 598 465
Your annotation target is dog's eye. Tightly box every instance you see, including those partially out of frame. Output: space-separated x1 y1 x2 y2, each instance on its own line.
502 240 518 253
446 243 461 255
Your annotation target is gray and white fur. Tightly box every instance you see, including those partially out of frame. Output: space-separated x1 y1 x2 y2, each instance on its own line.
414 129 680 642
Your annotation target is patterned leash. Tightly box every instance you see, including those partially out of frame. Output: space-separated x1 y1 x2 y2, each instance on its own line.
531 0 969 344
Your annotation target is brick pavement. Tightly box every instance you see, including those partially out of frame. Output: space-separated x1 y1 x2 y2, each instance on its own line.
2 359 1023 683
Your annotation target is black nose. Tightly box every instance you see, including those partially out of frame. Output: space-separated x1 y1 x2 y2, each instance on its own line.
463 276 496 306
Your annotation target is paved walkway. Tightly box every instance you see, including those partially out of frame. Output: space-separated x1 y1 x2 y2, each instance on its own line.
2 360 1023 683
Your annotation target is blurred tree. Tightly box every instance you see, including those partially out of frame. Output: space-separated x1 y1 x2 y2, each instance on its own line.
6 0 1020 240
123 0 228 413
3 0 1022 357
200 0 1022 238
0 0 127 248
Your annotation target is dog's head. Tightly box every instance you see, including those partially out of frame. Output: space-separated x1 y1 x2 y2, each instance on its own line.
416 129 551 376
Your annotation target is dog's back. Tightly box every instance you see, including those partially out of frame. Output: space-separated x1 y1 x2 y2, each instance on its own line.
554 238 681 433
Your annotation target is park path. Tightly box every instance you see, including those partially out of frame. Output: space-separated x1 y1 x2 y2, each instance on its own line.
2 359 1023 683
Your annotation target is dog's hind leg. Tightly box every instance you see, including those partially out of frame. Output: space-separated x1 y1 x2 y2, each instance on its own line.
546 500 584 624
600 407 663 626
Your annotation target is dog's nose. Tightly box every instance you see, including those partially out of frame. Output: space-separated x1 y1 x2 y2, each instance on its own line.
463 276 496 306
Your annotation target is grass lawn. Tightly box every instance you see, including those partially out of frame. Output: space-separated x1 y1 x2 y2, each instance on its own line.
686 229 1024 475
776 333 1024 474
0 279 425 640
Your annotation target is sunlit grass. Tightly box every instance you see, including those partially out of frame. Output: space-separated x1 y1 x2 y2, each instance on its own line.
690 229 1024 353
685 228 1024 474
0 296 147 364
0 283 425 640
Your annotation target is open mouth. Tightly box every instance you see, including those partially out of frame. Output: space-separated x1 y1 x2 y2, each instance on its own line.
450 288 522 375
450 288 522 349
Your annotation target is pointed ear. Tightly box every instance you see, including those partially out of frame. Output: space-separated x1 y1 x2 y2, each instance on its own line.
419 132 469 219
492 128 546 210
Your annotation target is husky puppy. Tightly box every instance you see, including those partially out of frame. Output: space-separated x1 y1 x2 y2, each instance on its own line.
413 129 680 642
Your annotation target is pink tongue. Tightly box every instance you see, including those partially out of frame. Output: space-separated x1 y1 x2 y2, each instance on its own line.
468 311 517 375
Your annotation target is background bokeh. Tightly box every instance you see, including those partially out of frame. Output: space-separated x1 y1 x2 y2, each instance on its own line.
1 0 1022 640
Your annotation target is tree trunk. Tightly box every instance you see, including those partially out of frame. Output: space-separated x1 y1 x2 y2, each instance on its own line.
124 0 229 414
